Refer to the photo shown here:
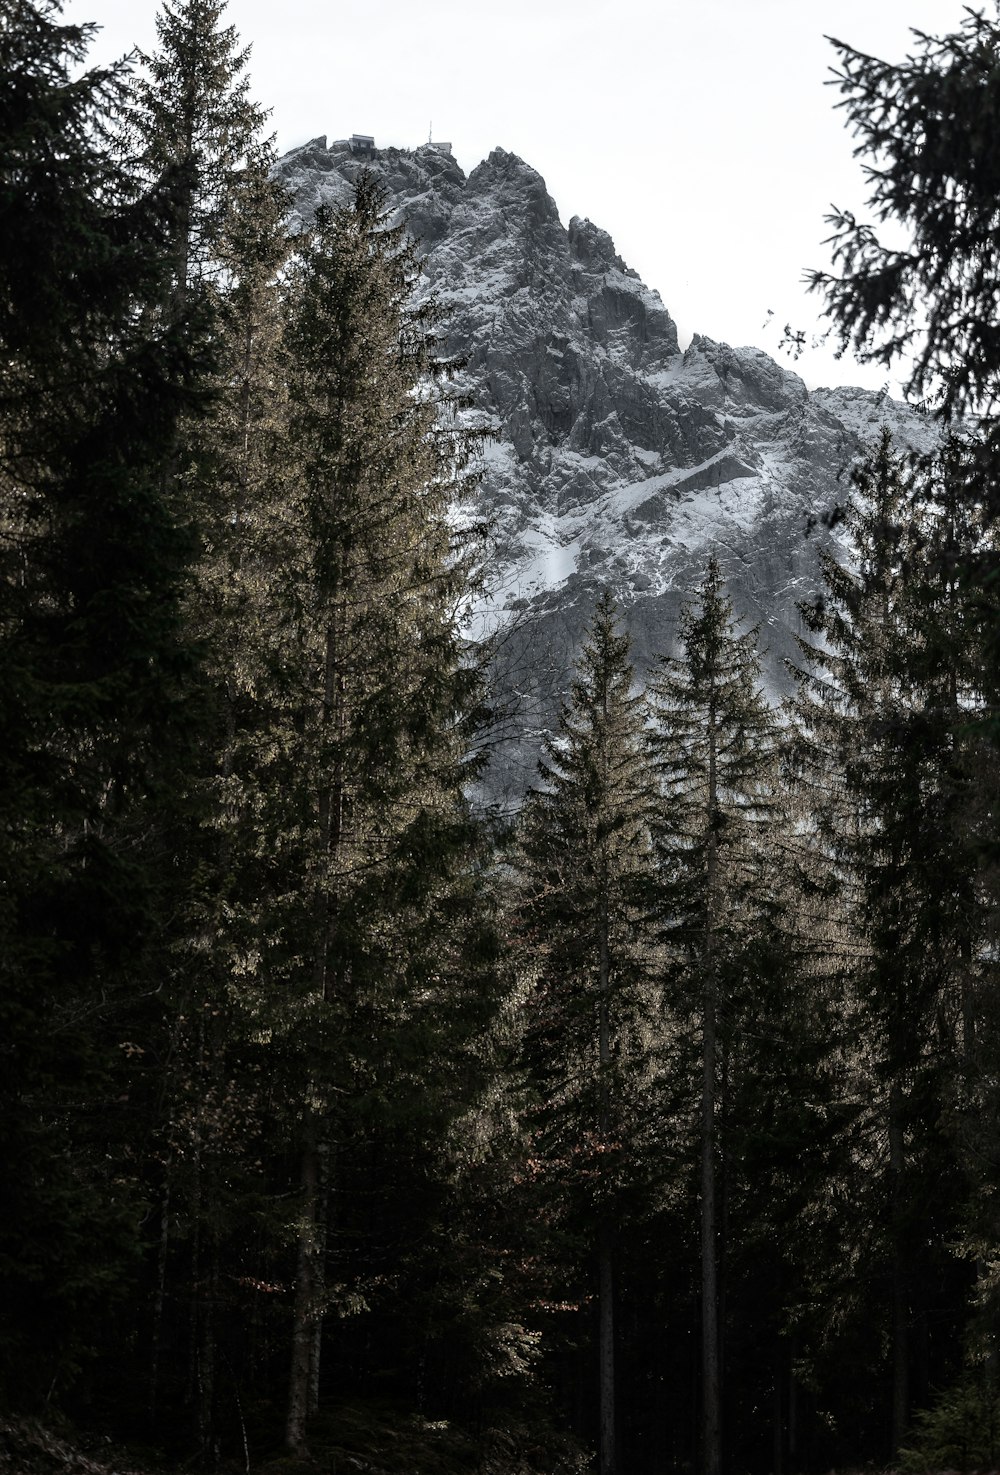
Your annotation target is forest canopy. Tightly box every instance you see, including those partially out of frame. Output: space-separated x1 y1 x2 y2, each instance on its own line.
3 5 1000 1475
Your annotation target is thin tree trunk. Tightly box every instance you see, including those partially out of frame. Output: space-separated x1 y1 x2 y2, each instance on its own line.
701 972 721 1475
889 1088 908 1457
287 617 343 1453
149 1154 173 1426
702 703 722 1475
719 1035 729 1410
188 1021 205 1437
772 1344 784 1475
198 1243 219 1463
597 865 616 1475
960 928 975 1066
286 1106 321 1455
308 1138 329 1417
598 1216 616 1475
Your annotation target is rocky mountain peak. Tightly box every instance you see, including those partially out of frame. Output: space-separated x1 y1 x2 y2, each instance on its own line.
568 215 627 274
274 138 934 804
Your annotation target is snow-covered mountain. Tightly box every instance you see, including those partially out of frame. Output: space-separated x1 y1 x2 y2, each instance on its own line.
276 136 934 804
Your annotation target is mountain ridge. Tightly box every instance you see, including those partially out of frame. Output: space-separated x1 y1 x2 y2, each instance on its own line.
275 137 935 802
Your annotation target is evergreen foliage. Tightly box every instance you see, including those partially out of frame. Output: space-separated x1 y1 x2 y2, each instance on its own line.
649 557 787 1475
802 17 1000 1427
515 590 657 1475
899 1374 1000 1475
649 557 779 958
0 0 212 1406
807 11 1000 753
7 4 1000 1473
124 0 272 297
269 169 493 1454
87 5 295 1455
788 428 992 1456
518 591 656 1131
810 8 1000 420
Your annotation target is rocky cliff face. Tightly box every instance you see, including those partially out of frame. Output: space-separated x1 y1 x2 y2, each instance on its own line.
276 137 935 805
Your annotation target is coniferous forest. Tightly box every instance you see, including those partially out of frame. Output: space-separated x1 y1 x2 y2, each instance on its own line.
6 4 1000 1474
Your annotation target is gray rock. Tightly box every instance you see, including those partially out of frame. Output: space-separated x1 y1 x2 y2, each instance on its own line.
275 139 936 807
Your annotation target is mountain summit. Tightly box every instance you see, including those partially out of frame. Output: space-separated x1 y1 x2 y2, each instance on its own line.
276 136 933 801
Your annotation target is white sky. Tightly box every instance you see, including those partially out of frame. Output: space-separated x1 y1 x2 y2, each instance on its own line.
64 0 976 394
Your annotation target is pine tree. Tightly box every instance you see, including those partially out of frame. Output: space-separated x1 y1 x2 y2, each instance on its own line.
788 429 987 1455
648 556 781 1475
807 9 1000 423
124 0 271 301
0 0 211 1403
805 9 1000 740
104 6 288 1447
915 436 1000 1371
157 157 296 1456
515 589 657 1475
262 171 489 1455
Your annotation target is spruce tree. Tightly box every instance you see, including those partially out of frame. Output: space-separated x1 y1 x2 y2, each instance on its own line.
157 157 296 1456
0 0 210 1403
806 9 1000 741
915 435 1000 1370
808 8 1000 422
103 5 287 1447
515 589 657 1475
648 557 781 1475
266 171 488 1455
124 0 271 299
788 429 986 1455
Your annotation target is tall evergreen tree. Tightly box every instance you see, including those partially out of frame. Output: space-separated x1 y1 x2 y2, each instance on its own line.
805 10 1000 747
0 0 211 1404
803 7 1000 1420
151 156 296 1458
266 171 490 1455
101 6 288 1449
648 557 781 1475
515 589 657 1475
808 8 1000 423
788 429 987 1455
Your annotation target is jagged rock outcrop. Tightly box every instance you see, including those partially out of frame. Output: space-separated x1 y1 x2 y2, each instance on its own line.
276 136 935 804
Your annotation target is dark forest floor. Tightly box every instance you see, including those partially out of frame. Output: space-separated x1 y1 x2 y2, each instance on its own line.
0 1403 589 1475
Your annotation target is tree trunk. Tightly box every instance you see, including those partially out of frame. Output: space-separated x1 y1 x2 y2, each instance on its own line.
701 701 722 1475
149 1154 173 1426
597 868 617 1475
889 1088 908 1457
197 1243 219 1463
599 1215 616 1475
286 1107 322 1455
701 970 721 1475
287 617 344 1453
960 927 975 1066
772 1344 784 1475
308 1138 329 1417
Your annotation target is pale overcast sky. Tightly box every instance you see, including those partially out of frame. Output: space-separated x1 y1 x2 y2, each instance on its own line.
64 0 976 394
